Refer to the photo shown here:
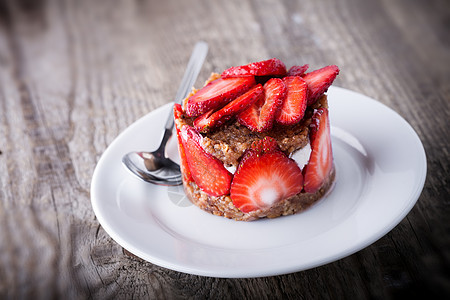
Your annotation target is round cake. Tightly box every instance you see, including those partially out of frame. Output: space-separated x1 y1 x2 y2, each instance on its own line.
173 58 339 221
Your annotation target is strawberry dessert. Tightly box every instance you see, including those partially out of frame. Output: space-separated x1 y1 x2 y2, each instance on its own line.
174 58 339 221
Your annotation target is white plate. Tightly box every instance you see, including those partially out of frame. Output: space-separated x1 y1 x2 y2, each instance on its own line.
90 86 427 278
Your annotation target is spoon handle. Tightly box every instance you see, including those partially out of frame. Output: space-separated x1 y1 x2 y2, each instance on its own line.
164 41 209 130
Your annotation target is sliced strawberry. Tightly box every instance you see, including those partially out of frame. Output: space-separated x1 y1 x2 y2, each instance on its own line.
275 76 308 125
230 137 303 213
194 84 264 132
173 104 193 183
185 76 256 117
286 64 309 77
303 108 333 193
259 78 286 131
192 109 215 133
302 65 339 105
221 58 287 78
237 78 286 132
248 135 279 153
179 125 232 196
236 98 260 132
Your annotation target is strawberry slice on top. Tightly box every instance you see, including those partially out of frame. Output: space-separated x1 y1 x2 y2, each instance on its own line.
286 64 309 77
275 76 308 125
185 76 256 117
230 137 303 213
303 107 333 193
180 125 232 196
194 84 264 132
221 58 287 78
302 65 339 105
238 78 286 132
259 78 286 131
236 98 260 132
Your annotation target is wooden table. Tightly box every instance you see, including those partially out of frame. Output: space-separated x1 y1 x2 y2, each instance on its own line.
1 0 449 298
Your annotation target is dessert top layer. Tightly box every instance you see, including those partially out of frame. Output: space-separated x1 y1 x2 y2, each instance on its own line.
180 92 328 167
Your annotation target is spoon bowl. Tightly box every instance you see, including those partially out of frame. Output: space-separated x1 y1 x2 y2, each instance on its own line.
122 150 182 186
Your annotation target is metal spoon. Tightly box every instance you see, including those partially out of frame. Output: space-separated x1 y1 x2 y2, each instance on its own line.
122 41 208 186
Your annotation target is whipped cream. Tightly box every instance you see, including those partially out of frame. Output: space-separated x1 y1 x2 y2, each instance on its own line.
225 165 237 174
290 142 311 169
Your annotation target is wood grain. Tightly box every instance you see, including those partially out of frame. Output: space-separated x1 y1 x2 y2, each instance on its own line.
0 0 449 298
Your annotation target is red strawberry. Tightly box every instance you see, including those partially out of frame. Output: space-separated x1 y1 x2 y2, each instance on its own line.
286 64 309 77
221 58 287 78
179 125 232 196
185 76 256 117
192 109 215 132
248 135 279 153
259 78 286 131
303 108 333 193
230 137 303 213
302 65 339 105
173 104 193 183
237 100 259 131
194 84 264 132
237 78 286 132
275 76 308 125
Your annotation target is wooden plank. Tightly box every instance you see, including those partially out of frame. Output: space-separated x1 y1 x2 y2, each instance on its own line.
0 0 448 298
